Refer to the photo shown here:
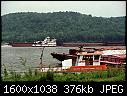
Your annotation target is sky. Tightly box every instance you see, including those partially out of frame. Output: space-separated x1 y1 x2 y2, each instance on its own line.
1 1 126 17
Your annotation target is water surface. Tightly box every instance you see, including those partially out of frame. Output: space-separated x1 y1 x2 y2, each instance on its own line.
1 46 125 74
1 47 74 73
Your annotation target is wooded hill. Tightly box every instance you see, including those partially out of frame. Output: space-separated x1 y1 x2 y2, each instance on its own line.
2 11 125 43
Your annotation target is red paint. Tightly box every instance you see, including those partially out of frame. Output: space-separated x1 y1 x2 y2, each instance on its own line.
69 65 107 71
11 43 33 47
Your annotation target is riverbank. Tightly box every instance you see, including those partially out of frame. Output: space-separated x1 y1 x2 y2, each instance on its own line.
2 66 125 82
61 42 125 47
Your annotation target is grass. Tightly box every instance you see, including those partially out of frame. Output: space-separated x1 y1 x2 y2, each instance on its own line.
2 66 125 82
2 57 125 82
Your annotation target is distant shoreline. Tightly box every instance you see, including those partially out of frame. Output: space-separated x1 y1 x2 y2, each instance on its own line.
61 42 125 47
2 42 125 47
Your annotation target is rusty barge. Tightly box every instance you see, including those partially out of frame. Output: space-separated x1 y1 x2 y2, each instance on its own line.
46 47 126 72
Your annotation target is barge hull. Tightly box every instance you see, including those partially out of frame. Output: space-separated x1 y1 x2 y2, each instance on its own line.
11 43 33 47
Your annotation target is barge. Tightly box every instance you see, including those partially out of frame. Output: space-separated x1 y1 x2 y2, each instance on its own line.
9 37 57 47
48 47 126 72
51 47 126 65
41 50 107 72
41 49 108 72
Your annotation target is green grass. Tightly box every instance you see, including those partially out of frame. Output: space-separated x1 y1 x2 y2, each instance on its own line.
2 67 125 82
2 53 125 82
53 69 125 82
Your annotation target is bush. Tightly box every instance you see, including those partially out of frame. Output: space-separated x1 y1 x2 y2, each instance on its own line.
2 66 125 82
46 71 54 82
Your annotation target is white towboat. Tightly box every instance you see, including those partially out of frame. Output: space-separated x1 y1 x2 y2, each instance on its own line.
32 37 57 47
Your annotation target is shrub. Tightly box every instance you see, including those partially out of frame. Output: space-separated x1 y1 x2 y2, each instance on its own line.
46 71 54 82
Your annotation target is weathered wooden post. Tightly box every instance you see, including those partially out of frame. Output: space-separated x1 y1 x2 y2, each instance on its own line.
40 47 45 69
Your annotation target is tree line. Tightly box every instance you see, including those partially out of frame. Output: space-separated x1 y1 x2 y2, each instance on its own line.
2 11 125 43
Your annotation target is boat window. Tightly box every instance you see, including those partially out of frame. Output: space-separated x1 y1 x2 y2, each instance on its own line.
94 55 99 60
83 56 88 60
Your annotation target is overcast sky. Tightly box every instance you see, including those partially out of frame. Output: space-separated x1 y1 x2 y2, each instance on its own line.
1 1 126 17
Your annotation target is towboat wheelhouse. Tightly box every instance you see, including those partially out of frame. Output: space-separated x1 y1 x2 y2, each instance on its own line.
61 50 106 72
76 51 102 66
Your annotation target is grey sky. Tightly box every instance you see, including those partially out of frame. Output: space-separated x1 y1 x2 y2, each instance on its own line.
1 1 126 17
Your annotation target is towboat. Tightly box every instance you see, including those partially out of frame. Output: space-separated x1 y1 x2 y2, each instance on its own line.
51 47 126 64
41 49 107 72
9 37 57 47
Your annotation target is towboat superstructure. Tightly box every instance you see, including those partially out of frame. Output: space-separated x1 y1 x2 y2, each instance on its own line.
49 47 126 72
76 51 102 66
61 50 106 72
9 37 57 47
41 48 110 72
32 37 57 47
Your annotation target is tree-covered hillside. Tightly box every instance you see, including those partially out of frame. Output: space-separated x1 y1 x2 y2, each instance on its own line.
2 11 125 43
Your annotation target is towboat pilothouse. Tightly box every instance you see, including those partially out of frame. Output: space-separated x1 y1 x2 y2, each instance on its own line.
32 37 57 47
61 50 107 72
41 48 108 72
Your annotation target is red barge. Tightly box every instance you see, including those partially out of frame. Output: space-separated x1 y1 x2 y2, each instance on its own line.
10 42 33 47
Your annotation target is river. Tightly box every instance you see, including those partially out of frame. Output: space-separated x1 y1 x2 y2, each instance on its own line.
1 47 75 74
1 46 125 74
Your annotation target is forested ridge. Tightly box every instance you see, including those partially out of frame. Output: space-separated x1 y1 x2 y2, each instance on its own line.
2 11 125 43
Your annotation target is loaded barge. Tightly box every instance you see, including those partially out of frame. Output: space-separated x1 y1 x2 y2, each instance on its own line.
9 37 57 47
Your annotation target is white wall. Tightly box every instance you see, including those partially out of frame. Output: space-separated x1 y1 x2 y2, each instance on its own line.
62 59 72 69
93 62 100 66
76 56 85 66
102 50 126 55
93 55 101 66
78 62 85 66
